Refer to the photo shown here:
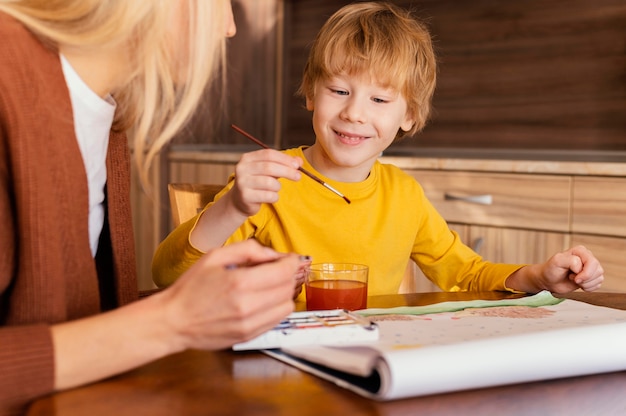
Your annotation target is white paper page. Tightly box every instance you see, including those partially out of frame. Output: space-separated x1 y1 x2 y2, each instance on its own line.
378 321 626 399
277 295 626 400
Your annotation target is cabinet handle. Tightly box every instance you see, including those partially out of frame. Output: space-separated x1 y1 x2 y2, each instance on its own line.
444 193 493 205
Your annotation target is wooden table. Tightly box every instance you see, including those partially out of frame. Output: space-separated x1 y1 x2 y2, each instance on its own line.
27 292 626 416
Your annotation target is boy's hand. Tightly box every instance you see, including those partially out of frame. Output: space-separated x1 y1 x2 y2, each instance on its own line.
229 149 302 217
539 245 604 293
506 245 604 294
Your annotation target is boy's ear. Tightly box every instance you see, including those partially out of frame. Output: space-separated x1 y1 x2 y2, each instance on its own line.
400 113 415 132
306 96 314 111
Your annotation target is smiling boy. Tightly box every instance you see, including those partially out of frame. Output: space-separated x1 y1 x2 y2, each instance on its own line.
153 1 603 299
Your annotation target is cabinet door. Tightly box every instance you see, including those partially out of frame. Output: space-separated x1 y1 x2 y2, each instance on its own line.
573 177 626 238
572 177 626 292
402 226 571 293
407 170 571 232
571 234 626 293
469 226 570 265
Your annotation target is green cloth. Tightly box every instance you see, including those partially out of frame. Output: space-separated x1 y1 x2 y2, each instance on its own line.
359 290 563 317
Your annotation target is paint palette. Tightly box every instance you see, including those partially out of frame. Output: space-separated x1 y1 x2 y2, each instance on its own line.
232 309 379 351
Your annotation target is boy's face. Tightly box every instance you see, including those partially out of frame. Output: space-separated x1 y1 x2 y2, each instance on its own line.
305 74 414 182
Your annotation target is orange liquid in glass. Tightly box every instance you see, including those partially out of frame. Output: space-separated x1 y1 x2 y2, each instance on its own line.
305 279 368 311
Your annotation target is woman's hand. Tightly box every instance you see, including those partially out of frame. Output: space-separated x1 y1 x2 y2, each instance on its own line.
159 240 301 351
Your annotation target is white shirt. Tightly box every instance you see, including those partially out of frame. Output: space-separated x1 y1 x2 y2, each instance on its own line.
60 54 116 257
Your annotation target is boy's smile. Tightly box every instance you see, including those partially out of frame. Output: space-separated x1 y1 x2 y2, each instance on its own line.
335 129 369 145
304 74 414 183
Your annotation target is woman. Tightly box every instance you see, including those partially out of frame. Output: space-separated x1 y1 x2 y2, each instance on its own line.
0 1 300 413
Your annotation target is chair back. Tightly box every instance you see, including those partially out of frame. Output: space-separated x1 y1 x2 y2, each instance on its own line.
167 183 225 227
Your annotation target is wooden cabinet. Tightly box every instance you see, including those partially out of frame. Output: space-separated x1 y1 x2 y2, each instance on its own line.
407 169 573 266
466 226 570 265
410 170 571 232
402 225 571 293
402 170 572 293
569 234 626 292
399 168 626 293
572 177 626 237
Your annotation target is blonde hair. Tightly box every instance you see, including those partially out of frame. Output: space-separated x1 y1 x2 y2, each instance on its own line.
299 1 437 139
0 0 229 185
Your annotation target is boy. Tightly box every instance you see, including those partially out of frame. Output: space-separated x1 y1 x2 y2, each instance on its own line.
153 1 603 299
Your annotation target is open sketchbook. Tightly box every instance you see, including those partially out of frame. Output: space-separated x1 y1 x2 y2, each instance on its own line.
264 291 626 400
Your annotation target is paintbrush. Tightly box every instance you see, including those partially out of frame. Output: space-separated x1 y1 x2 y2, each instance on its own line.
231 124 351 204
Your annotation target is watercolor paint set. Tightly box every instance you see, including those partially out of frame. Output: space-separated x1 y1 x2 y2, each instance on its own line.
232 309 379 351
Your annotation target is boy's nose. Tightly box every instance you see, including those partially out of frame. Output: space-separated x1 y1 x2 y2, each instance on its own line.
340 98 367 124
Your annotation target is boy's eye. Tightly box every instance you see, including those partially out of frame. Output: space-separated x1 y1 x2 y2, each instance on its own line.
330 88 348 96
372 97 388 104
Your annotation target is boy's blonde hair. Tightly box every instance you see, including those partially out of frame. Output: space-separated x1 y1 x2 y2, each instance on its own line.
0 0 229 185
299 1 437 139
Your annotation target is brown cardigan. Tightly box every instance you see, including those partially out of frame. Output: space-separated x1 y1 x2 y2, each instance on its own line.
0 12 139 414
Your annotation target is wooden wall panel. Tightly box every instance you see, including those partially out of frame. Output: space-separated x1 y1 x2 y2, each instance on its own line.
281 0 626 151
174 0 281 147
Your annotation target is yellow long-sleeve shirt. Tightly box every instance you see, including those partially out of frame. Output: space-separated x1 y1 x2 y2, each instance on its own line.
152 146 523 299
